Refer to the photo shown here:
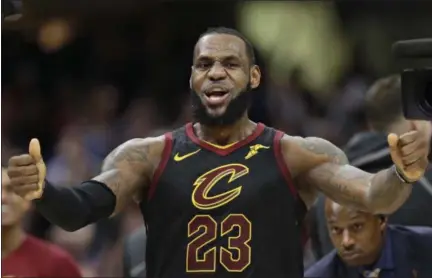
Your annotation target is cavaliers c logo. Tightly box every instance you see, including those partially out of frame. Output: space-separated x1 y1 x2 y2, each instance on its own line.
192 163 249 210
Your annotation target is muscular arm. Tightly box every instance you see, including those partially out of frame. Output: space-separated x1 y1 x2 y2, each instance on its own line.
34 136 164 231
92 137 164 215
283 136 412 214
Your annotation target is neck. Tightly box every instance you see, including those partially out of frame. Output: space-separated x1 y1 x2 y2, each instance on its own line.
196 114 254 145
1 225 25 258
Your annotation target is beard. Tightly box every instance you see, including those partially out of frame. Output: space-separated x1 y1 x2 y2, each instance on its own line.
191 82 253 127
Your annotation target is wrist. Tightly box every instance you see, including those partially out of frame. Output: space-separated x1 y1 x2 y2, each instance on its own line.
34 180 51 202
392 165 414 184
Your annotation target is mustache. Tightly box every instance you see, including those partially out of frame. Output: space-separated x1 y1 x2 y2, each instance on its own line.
190 81 253 127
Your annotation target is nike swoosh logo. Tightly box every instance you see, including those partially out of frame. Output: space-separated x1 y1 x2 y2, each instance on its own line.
174 149 201 161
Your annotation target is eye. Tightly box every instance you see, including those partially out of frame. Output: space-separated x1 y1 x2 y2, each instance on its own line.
331 227 342 234
351 223 363 231
225 62 239 69
195 62 212 70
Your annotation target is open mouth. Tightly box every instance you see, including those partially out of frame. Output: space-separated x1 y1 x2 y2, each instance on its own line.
204 89 230 106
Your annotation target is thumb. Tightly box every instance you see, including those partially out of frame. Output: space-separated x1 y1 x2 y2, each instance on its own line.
388 133 402 166
27 138 46 200
387 133 399 149
29 138 43 162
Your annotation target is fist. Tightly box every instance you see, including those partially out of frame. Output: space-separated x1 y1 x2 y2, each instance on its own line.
388 122 431 182
7 138 47 200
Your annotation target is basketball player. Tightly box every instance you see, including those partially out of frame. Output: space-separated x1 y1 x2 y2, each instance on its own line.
7 27 431 278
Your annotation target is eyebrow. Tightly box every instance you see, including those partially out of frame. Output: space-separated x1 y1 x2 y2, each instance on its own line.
348 214 363 220
327 214 363 223
196 55 241 61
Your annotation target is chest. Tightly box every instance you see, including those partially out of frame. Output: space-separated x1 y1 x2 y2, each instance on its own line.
150 142 292 215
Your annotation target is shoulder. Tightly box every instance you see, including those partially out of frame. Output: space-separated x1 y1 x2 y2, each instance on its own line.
103 135 168 171
279 135 348 176
281 135 346 161
304 249 338 277
110 136 167 159
391 225 432 241
388 225 432 259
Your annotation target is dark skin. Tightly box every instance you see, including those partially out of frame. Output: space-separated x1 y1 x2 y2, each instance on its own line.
325 198 385 266
7 33 430 216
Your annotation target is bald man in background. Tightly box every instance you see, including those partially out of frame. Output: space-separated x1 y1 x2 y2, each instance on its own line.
305 198 432 278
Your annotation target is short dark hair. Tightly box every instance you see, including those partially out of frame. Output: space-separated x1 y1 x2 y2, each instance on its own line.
365 75 402 131
194 27 256 65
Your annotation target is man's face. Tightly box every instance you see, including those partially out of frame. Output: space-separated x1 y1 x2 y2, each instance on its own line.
190 33 261 126
1 169 30 227
326 202 385 266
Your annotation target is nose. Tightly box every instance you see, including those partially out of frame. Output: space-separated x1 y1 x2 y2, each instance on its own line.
208 62 227 81
341 230 355 250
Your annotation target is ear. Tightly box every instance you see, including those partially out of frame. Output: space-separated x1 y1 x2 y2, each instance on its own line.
249 65 261 89
379 216 387 231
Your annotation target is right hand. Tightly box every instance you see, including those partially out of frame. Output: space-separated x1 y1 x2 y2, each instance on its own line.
8 138 47 200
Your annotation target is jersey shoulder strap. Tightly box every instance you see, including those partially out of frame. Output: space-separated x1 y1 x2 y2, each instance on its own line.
269 127 307 225
147 130 174 200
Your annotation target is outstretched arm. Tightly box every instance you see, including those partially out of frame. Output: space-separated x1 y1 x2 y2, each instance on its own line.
291 137 412 214
41 137 164 230
284 128 429 214
8 136 165 231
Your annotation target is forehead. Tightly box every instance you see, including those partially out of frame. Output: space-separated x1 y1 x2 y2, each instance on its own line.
195 34 247 60
326 203 368 223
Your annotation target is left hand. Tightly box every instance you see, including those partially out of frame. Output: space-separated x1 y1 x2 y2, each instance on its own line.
388 122 431 182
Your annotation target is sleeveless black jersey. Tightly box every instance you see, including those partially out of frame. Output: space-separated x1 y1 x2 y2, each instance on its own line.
141 123 307 278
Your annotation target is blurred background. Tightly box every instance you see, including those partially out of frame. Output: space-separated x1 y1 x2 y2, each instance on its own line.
2 0 432 276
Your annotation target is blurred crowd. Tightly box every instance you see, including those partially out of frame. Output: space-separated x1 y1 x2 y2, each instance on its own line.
2 1 432 276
